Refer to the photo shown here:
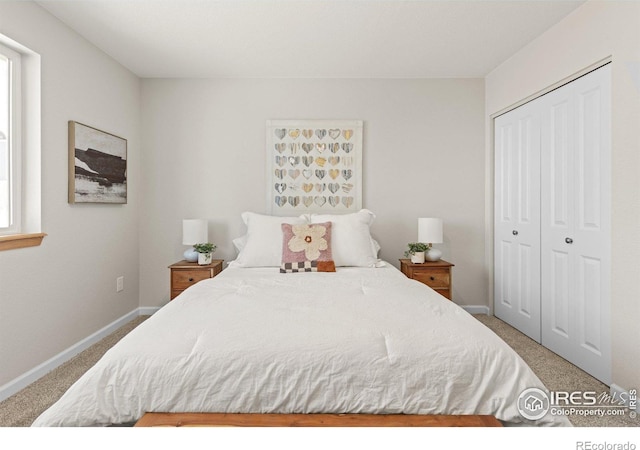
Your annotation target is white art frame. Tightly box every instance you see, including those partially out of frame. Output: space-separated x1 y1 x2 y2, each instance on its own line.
266 120 363 215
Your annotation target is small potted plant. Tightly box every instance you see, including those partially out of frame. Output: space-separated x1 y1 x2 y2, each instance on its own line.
404 242 429 264
193 242 217 265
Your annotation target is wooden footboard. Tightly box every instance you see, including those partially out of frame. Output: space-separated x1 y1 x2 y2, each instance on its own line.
134 413 503 427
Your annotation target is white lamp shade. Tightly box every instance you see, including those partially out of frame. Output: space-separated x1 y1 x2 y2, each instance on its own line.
182 219 208 245
418 218 443 244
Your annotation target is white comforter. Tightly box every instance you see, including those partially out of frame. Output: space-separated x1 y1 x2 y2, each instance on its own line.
32 264 569 426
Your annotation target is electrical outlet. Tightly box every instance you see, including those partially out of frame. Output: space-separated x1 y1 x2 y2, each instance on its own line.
116 276 124 292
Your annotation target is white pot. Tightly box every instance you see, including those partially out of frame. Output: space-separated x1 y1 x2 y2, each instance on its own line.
425 248 442 261
198 252 212 265
183 247 198 263
410 252 425 264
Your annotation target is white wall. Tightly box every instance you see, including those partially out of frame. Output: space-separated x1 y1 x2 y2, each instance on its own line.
0 2 141 386
485 0 640 391
140 78 485 308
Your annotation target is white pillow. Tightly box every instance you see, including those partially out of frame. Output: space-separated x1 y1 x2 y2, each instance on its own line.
308 209 379 267
371 238 381 257
232 235 247 254
233 212 307 267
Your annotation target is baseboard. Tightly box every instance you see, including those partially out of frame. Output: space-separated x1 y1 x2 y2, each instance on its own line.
0 307 156 402
139 306 162 315
461 305 491 315
610 383 638 411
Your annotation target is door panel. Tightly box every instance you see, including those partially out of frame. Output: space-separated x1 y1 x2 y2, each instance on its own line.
549 100 571 228
518 243 533 317
498 124 513 223
494 101 541 342
578 87 603 231
579 255 602 354
540 65 611 384
549 249 570 338
517 116 534 225
498 240 512 307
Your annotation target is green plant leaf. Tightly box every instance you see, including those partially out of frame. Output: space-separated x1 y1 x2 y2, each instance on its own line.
193 243 216 254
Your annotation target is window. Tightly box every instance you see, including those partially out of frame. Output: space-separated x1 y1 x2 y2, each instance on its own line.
0 35 43 251
0 42 21 235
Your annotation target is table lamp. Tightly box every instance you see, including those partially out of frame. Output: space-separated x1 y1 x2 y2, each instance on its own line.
182 219 207 262
418 218 443 261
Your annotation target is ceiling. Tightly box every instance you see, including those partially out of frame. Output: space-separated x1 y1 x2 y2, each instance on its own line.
36 0 585 79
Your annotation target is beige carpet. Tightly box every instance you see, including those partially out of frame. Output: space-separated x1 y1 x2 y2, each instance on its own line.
474 315 638 427
0 316 149 427
0 314 636 427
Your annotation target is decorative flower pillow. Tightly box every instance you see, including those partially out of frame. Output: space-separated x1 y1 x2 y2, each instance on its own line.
280 222 336 273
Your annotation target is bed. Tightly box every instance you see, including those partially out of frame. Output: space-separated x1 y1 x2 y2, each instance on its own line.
31 210 570 427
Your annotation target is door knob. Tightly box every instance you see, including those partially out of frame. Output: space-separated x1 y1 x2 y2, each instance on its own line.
512 230 519 236
565 238 573 244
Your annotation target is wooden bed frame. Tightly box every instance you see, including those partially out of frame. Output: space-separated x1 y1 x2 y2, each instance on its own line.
134 413 503 427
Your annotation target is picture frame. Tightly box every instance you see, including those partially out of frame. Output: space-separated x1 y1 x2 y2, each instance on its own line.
68 121 127 204
266 119 363 215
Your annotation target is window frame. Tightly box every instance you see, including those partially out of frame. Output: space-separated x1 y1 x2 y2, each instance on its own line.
0 41 22 236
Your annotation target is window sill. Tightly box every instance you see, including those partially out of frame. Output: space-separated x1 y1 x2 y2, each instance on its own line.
0 233 47 251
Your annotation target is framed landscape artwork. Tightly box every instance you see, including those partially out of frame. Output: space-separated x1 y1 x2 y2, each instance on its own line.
68 121 127 204
266 119 363 215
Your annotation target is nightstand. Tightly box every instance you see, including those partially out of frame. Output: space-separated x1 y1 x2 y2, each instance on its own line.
399 259 454 300
168 260 223 300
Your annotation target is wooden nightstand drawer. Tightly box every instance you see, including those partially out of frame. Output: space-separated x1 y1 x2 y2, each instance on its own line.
172 270 212 290
412 269 450 288
169 260 224 300
399 259 454 301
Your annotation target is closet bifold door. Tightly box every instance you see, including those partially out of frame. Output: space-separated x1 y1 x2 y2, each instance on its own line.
540 64 611 385
494 99 541 342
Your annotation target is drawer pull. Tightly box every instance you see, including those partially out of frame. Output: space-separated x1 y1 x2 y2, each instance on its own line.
430 276 435 281
188 277 194 282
